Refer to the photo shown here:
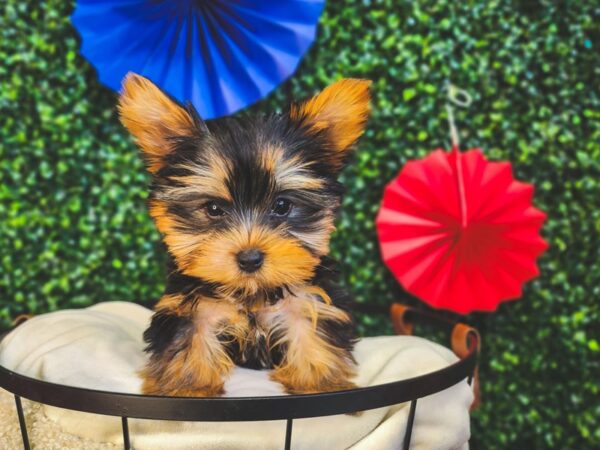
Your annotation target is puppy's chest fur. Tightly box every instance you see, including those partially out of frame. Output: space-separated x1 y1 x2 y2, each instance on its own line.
144 266 355 373
221 310 282 370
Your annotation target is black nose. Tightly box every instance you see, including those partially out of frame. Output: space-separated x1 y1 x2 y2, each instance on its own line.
236 249 264 273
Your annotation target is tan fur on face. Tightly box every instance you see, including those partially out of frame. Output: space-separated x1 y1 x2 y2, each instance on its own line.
260 147 335 253
165 148 233 201
258 288 356 393
141 298 249 396
290 78 371 169
150 200 326 293
118 72 197 173
184 224 319 297
149 200 208 268
261 146 324 191
287 215 335 255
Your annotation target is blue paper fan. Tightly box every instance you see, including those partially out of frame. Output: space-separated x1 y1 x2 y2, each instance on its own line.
72 0 325 119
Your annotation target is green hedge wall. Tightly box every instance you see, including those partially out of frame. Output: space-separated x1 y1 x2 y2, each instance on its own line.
1 0 598 448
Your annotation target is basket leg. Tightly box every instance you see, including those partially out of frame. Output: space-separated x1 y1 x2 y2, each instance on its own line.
14 395 30 450
402 399 418 450
284 418 293 450
122 416 131 450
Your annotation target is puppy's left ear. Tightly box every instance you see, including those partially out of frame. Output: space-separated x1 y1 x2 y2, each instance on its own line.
290 78 371 169
118 72 205 173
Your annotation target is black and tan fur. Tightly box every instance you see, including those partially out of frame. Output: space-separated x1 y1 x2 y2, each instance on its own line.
118 73 371 396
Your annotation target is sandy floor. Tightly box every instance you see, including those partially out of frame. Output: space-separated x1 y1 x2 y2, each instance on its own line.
0 388 116 450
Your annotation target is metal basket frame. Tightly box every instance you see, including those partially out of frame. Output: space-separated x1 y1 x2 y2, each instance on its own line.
0 303 480 450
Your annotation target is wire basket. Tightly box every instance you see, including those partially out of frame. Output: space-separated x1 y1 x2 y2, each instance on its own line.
0 303 480 450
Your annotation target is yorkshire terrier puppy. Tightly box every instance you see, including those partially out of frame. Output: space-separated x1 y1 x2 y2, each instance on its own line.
118 73 371 396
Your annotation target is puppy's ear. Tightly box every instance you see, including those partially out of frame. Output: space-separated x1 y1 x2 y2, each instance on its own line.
118 72 204 173
290 78 371 169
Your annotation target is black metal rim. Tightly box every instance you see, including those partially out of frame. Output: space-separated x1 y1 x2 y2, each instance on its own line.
0 306 478 422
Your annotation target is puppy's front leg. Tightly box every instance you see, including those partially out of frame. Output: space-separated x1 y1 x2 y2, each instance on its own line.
260 290 357 394
141 295 248 397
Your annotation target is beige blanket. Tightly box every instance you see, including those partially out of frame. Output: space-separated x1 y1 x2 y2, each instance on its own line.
0 302 472 449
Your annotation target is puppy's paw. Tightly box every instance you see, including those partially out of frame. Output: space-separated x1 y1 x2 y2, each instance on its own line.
142 378 225 397
273 371 359 394
165 385 225 397
335 380 360 392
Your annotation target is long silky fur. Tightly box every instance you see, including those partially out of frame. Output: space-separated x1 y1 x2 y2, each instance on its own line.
119 74 370 395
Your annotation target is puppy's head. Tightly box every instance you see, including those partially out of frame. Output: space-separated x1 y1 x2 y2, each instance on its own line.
119 73 370 299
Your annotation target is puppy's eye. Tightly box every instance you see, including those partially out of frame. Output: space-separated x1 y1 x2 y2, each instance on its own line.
205 201 225 218
272 198 293 216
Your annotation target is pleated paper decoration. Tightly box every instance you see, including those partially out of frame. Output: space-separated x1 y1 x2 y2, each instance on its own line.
72 0 325 119
376 145 548 314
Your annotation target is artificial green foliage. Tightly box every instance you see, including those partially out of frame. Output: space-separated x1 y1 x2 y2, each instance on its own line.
1 0 598 448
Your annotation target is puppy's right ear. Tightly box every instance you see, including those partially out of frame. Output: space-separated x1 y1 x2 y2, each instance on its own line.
118 72 203 173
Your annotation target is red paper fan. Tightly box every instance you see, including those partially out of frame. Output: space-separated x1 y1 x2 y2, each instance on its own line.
376 146 548 314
